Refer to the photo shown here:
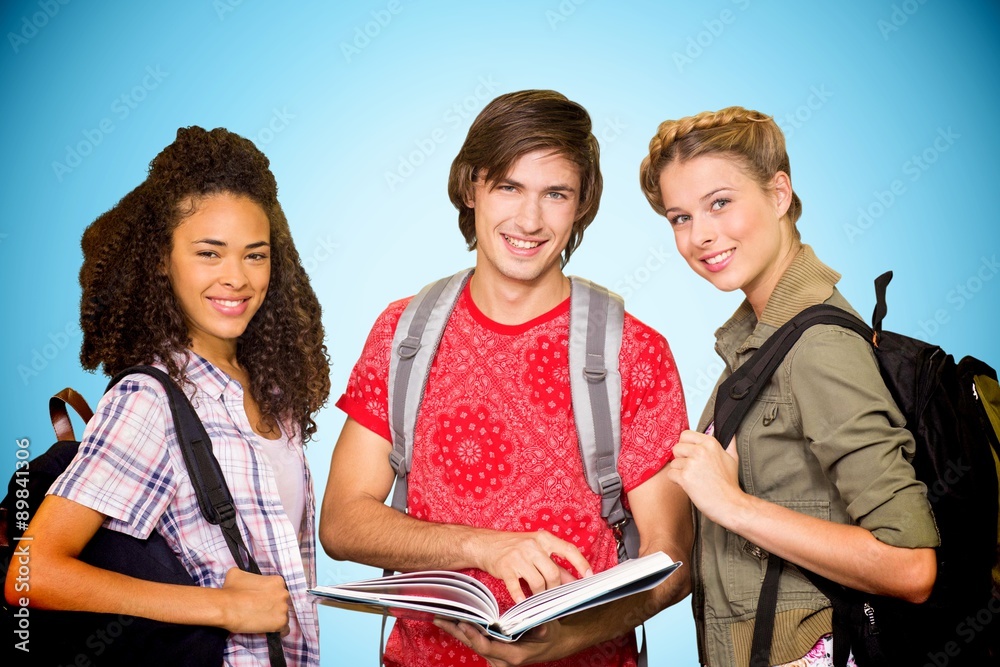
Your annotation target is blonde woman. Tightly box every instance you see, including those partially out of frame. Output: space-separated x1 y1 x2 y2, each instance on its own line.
638 108 938 667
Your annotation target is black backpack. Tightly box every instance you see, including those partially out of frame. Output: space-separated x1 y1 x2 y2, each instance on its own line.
1 366 287 667
713 272 1000 667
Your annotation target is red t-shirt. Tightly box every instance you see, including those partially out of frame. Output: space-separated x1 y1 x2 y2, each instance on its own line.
337 285 688 667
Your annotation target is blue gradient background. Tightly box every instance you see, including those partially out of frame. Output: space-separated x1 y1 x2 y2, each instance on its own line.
2 1 998 665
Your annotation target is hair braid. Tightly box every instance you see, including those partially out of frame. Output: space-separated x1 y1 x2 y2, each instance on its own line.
639 106 801 227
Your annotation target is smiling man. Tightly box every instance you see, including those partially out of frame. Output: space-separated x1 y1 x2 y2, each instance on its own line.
319 90 692 667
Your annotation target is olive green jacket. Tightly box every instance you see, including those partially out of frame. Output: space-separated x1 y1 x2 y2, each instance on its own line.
692 246 940 666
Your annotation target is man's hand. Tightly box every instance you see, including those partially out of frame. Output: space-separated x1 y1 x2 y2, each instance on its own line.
434 619 572 667
472 530 593 603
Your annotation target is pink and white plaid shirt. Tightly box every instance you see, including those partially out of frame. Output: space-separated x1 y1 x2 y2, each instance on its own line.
51 353 319 666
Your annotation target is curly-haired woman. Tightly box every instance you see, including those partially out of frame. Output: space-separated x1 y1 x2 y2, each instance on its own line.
6 127 330 666
638 108 940 667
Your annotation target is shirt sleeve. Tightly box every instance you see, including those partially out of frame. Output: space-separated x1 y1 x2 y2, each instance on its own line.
789 326 940 549
48 376 178 540
335 299 409 444
618 316 689 491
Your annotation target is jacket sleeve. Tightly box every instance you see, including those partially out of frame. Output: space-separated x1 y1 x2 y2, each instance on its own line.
787 326 940 549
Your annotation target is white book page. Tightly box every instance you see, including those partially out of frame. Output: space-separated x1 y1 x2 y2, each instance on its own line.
311 570 500 621
310 552 681 642
497 552 681 636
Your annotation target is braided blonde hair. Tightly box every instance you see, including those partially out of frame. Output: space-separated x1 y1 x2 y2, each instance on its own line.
639 106 802 230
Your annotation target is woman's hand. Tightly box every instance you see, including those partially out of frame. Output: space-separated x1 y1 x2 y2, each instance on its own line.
666 429 747 526
668 431 937 602
219 568 291 635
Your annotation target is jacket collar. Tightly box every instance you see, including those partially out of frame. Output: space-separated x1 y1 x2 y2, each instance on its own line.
714 245 841 358
758 244 841 328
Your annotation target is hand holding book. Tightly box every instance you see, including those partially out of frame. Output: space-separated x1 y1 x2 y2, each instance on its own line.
310 550 681 642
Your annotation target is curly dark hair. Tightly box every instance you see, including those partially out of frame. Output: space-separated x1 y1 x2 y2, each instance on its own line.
79 126 330 440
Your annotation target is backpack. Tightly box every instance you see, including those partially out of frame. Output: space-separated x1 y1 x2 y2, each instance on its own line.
0 366 287 667
386 269 638 561
712 272 1000 667
383 270 656 665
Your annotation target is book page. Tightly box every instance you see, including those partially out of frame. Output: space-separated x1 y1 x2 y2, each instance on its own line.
311 570 500 624
496 552 681 637
310 552 681 642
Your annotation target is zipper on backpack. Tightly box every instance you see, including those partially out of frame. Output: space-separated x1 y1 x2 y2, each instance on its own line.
863 602 879 635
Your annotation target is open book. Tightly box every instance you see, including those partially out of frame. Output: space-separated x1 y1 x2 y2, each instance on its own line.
310 550 681 642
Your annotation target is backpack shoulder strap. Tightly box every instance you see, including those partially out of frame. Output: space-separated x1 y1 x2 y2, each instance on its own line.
50 388 95 442
714 305 872 667
378 271 473 667
568 276 633 559
386 270 474 517
383 272 634 559
107 367 242 551
713 304 871 448
567 278 648 665
107 365 287 667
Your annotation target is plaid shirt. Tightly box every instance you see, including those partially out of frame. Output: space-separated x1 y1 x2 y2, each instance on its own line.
51 353 319 666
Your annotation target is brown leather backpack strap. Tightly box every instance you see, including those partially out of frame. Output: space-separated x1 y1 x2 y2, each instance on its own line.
50 388 95 441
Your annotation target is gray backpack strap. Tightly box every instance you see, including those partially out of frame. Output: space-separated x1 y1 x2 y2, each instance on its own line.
567 276 637 561
386 269 474 520
381 268 471 661
568 277 646 667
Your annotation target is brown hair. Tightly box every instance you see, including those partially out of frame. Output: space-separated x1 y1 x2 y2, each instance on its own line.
447 89 603 266
79 126 330 440
639 106 802 233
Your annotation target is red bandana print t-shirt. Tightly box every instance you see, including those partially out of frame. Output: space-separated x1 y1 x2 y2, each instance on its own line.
336 285 688 667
